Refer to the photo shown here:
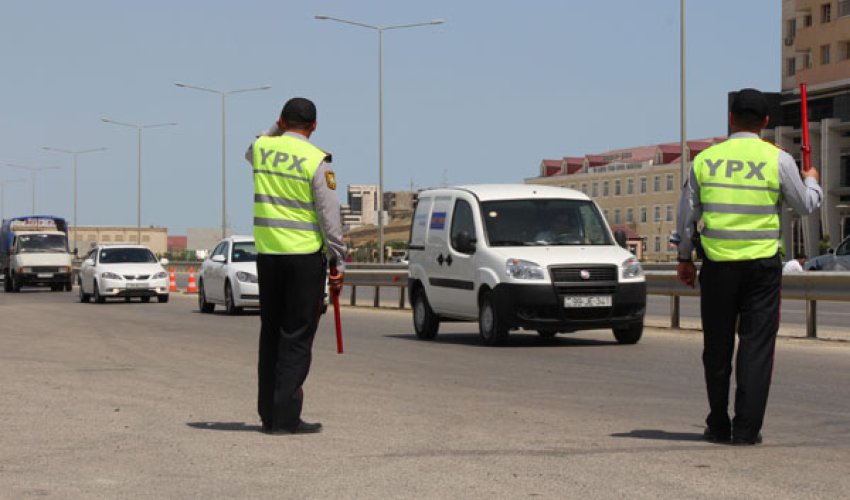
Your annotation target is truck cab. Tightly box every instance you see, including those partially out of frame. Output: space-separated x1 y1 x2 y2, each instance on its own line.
1 216 73 292
407 185 646 345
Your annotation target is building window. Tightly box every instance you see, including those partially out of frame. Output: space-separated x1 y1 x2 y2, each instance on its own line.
640 207 647 223
614 209 621 224
654 236 661 253
654 206 661 222
626 208 634 223
602 181 609 197
822 3 832 23
640 177 647 194
786 18 796 38
803 52 812 69
666 174 674 191
142 235 150 242
822 44 831 64
787 57 796 76
627 178 634 195
102 235 111 242
804 13 813 26
666 205 674 222
569 184 576 190
840 41 850 60
592 182 598 197
129 235 138 242
603 209 609 221
653 175 661 192
614 180 621 196
581 183 588 195
840 0 850 17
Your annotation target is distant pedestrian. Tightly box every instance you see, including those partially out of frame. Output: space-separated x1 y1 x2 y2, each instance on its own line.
676 88 822 445
245 97 347 435
782 254 807 273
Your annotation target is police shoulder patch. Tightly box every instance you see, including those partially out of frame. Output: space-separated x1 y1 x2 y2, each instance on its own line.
325 170 337 190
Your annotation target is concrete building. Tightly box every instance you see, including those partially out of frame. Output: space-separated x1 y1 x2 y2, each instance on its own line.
527 138 724 262
70 226 168 255
384 191 417 221
770 0 850 256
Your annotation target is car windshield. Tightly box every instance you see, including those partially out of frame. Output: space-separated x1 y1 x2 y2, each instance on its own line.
231 241 257 263
99 248 157 264
17 234 67 253
481 199 612 247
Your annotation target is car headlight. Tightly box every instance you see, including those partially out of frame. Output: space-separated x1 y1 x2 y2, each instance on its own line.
505 259 545 280
101 271 122 280
621 257 643 279
151 271 168 280
236 271 258 283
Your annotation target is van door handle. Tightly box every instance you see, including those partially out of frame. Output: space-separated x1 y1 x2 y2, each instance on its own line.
445 254 453 266
436 254 444 266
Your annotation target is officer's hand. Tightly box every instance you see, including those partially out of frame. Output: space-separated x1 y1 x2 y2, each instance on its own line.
801 165 820 183
328 270 344 294
677 261 696 288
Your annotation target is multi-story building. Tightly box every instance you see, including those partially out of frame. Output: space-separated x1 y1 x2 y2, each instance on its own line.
384 191 417 221
774 0 850 255
527 138 724 262
70 226 168 255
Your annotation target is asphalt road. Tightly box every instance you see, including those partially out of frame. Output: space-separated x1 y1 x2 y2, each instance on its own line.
1 289 849 499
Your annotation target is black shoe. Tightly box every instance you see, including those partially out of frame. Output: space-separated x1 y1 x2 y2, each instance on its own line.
732 433 762 445
261 420 322 435
703 427 731 444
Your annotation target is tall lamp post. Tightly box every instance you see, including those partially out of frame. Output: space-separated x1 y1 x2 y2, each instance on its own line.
175 82 271 239
42 146 107 254
315 14 444 263
2 163 61 213
680 0 687 185
101 118 177 243
0 177 26 221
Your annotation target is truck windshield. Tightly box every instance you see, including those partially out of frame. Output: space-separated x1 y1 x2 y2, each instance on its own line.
17 234 67 253
99 248 157 264
481 199 612 247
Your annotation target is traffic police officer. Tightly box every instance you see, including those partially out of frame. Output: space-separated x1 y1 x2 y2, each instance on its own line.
676 88 822 445
245 97 346 435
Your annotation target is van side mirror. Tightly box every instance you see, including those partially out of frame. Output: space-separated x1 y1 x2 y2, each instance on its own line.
84 258 94 266
614 229 628 248
211 254 226 263
453 231 477 254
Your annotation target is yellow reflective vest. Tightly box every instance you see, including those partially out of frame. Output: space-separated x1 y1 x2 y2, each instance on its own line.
694 137 781 262
252 135 326 254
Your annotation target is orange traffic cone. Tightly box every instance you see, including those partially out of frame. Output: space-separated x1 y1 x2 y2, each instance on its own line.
168 267 177 292
186 266 198 293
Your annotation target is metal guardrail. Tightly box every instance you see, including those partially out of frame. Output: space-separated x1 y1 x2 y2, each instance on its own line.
342 266 850 339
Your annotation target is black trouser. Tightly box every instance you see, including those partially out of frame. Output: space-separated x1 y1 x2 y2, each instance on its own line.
698 253 781 439
257 252 326 430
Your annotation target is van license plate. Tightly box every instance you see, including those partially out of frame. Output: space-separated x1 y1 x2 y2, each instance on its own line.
127 282 149 289
37 273 53 278
564 295 612 308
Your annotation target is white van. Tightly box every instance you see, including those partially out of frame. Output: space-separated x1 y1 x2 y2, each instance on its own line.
407 184 646 345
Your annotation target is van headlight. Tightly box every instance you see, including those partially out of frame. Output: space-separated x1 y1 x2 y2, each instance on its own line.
101 272 122 280
151 271 168 280
621 257 643 279
236 271 258 283
505 259 545 280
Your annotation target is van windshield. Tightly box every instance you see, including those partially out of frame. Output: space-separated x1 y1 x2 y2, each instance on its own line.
17 234 67 253
481 199 612 247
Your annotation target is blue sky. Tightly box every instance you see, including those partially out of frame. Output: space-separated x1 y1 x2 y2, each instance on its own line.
0 0 780 235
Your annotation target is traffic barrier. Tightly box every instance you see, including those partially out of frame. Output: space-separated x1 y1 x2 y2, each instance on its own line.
186 266 198 293
168 267 177 292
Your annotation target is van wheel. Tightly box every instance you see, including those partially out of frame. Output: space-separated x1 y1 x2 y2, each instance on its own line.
479 291 508 346
78 278 91 303
94 281 105 304
3 272 11 292
613 322 643 344
412 287 439 340
224 281 242 315
537 329 558 338
198 281 214 313
10 272 22 292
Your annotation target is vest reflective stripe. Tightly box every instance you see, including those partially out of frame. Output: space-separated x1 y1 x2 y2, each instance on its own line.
701 203 780 215
252 135 325 254
254 217 321 232
694 138 781 261
254 193 316 211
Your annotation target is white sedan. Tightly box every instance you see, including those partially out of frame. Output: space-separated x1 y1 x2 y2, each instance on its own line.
197 236 259 314
78 245 170 303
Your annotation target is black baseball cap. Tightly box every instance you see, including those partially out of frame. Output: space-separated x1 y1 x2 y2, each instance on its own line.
731 88 768 119
280 97 317 124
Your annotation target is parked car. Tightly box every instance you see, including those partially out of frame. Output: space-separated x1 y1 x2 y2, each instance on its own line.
78 245 169 303
804 236 850 271
197 236 259 314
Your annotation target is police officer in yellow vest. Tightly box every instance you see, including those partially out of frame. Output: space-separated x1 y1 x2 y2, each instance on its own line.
676 88 822 445
245 97 346 435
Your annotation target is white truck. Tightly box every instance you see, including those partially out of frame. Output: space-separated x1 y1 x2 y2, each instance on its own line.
1 216 74 292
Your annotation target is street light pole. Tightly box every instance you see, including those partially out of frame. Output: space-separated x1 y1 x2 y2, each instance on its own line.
0 178 26 221
42 146 107 254
3 163 61 213
315 14 444 263
175 82 271 239
680 0 687 185
101 118 177 243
